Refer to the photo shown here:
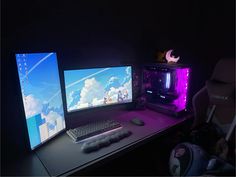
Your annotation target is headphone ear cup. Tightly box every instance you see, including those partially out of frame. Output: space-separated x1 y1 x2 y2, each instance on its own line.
169 143 210 176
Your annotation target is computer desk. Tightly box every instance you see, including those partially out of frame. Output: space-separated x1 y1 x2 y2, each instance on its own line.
30 108 192 176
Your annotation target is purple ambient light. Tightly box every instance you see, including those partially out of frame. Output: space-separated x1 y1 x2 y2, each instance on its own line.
173 68 190 111
143 65 190 115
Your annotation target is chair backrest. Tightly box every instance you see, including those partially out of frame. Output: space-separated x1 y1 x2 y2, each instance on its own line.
192 58 235 132
211 58 235 84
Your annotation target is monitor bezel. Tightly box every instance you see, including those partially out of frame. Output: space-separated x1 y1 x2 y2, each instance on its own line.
63 65 134 114
15 52 66 151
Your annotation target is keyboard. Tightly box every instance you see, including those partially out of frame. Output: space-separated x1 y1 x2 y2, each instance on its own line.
67 119 122 142
81 128 132 153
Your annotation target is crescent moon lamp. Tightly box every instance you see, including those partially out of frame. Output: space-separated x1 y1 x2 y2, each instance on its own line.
165 49 180 63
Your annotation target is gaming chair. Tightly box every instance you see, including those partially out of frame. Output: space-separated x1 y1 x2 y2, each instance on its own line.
169 58 235 176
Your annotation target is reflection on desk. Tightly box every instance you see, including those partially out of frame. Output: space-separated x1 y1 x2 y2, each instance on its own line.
35 109 192 176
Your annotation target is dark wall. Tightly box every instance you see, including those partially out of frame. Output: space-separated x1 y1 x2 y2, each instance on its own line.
1 0 235 166
3 0 235 90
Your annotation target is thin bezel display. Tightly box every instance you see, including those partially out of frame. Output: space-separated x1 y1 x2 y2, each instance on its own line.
15 52 66 150
64 66 133 113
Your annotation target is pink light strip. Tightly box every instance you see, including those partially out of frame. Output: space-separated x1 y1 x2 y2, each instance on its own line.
173 68 189 111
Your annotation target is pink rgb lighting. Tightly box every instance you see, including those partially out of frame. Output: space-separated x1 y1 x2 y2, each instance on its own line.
173 68 190 111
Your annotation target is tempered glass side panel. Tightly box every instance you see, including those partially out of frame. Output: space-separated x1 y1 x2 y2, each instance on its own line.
15 53 66 150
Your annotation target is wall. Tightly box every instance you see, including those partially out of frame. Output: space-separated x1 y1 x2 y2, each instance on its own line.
1 0 235 167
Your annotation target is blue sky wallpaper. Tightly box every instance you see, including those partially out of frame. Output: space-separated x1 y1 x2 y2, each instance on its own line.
16 53 65 149
64 66 132 112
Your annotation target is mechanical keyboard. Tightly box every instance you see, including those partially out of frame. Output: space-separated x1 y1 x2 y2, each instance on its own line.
67 119 122 142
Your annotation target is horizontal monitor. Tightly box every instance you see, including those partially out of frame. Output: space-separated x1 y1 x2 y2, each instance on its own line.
64 66 132 112
15 53 66 150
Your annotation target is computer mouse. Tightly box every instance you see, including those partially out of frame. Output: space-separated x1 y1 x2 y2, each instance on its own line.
130 118 145 126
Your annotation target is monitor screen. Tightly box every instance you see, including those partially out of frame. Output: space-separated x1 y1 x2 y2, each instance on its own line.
64 66 132 112
15 53 66 150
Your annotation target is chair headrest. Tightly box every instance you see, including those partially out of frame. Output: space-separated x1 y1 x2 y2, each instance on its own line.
206 80 235 105
211 58 235 84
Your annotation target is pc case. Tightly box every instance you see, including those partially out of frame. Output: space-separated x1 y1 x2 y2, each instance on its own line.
143 64 190 116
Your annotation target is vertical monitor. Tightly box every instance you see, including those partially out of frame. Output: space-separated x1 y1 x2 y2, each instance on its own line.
64 66 132 112
15 53 66 150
